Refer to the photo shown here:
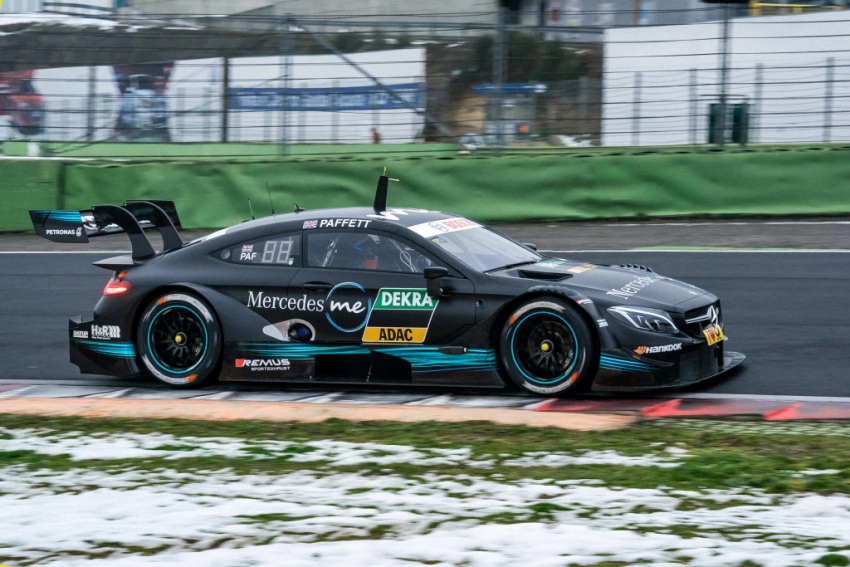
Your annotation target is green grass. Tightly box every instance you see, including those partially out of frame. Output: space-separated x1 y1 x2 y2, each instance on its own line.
1 140 461 160
7 140 850 160
1 415 850 497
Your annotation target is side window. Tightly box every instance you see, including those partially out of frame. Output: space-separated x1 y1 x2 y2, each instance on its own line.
306 231 434 273
217 233 302 266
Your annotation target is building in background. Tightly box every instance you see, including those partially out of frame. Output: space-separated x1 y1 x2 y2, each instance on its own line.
602 9 850 145
3 49 425 144
2 0 849 147
4 0 822 26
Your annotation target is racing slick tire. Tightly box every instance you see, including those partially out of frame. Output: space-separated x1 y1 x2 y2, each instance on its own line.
499 298 597 397
136 292 222 387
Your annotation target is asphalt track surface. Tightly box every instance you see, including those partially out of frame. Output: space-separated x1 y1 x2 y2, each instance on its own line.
2 220 850 400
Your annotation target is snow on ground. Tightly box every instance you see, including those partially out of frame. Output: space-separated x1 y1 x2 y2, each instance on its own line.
0 428 849 566
0 429 688 468
0 13 124 31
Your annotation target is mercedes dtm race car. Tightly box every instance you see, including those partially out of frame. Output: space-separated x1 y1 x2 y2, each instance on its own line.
30 172 744 396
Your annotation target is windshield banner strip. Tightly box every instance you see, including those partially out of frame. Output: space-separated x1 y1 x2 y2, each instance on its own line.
408 218 480 239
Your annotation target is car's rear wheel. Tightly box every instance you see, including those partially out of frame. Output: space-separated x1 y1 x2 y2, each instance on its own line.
499 298 597 396
136 292 221 387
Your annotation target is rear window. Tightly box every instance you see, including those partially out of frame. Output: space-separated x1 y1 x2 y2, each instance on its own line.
216 234 301 266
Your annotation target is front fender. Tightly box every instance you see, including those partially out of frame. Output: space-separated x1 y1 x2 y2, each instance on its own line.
523 285 620 350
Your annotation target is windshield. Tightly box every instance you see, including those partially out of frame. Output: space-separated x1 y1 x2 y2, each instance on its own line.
408 218 541 272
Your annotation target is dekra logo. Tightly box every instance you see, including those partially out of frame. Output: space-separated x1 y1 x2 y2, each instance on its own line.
375 288 435 310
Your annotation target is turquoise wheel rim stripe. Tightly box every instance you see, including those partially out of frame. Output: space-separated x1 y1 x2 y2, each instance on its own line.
147 305 209 375
510 311 578 386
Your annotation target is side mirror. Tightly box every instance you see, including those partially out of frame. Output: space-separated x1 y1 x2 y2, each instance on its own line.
424 266 449 299
523 242 538 251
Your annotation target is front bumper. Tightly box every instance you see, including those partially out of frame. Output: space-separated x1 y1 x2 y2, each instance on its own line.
592 343 745 393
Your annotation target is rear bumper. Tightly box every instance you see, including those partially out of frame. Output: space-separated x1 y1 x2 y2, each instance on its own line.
69 316 140 377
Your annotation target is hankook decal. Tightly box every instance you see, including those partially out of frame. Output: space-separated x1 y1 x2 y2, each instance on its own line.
635 343 682 355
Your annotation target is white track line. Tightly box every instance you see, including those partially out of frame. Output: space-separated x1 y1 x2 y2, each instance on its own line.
542 249 850 254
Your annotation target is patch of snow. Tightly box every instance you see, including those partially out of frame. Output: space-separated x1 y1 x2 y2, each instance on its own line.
0 429 686 468
0 429 848 566
0 13 123 30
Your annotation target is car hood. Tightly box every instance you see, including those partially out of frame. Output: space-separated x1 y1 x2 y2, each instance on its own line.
497 258 714 310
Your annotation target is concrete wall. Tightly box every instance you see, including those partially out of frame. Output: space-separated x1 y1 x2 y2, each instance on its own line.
130 0 497 24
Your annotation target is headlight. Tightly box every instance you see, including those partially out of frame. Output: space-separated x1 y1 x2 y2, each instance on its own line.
607 306 679 334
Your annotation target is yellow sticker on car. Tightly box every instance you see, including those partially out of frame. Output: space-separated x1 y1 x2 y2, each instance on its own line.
362 327 427 343
703 324 725 346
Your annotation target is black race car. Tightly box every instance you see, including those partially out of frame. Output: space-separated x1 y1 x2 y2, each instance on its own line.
29 172 743 396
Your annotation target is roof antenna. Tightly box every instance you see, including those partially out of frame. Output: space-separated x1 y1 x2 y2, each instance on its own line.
248 199 255 220
373 166 399 213
293 203 305 213
266 183 276 216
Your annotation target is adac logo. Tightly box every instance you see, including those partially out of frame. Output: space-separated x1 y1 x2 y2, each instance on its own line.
362 326 427 343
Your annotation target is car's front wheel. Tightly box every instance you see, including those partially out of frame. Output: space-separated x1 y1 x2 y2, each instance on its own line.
136 292 221 387
499 298 597 396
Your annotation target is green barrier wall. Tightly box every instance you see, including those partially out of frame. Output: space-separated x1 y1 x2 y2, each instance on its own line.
1 160 65 231
1 141 459 159
4 145 850 231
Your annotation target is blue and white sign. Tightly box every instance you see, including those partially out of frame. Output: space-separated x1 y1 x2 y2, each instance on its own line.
228 82 425 112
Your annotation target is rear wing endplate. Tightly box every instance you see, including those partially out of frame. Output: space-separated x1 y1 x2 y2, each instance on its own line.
29 200 183 261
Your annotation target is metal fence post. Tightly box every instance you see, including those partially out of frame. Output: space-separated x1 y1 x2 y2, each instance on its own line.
493 5 507 148
579 76 588 137
689 68 697 145
279 18 291 155
717 3 731 147
221 57 229 143
824 56 835 143
332 80 339 143
86 66 95 141
753 63 763 144
632 72 641 146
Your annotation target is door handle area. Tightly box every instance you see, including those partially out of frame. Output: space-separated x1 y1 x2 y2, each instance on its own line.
302 281 333 291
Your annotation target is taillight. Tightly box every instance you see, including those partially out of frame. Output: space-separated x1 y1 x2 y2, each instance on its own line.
103 272 131 296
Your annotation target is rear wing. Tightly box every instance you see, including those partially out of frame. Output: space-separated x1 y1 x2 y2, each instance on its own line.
29 200 183 261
